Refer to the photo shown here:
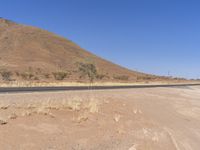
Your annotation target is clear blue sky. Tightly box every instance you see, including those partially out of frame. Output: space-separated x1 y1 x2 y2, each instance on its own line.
1 0 199 79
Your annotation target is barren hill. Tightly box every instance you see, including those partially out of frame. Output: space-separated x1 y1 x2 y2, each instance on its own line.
0 18 168 83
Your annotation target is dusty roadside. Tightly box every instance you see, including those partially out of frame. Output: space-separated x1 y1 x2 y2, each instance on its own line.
0 86 200 150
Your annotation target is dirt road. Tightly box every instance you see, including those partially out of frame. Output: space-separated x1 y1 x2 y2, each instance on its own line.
0 86 200 150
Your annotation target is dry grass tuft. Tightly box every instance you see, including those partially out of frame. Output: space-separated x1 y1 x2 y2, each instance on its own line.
35 107 50 115
37 97 100 113
83 98 99 113
21 111 32 117
27 104 36 109
8 113 17 119
0 96 100 123
63 97 82 111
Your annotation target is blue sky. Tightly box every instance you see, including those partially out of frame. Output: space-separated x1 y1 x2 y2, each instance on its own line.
0 0 199 78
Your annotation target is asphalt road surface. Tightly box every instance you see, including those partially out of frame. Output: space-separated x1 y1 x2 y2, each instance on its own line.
0 83 200 93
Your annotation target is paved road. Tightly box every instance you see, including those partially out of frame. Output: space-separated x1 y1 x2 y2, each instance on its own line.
0 83 200 93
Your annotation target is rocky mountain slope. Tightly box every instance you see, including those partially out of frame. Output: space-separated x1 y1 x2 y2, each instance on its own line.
0 18 168 83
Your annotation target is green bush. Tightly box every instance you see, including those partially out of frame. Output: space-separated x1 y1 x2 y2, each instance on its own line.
78 63 97 82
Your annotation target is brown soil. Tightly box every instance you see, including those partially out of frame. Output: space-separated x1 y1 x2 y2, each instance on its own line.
0 86 200 149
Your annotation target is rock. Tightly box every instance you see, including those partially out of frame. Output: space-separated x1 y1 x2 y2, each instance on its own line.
128 144 137 150
0 118 7 125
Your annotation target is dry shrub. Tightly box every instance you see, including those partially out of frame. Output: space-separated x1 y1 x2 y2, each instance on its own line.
0 70 12 81
52 71 68 80
113 75 129 81
20 72 34 80
43 73 50 79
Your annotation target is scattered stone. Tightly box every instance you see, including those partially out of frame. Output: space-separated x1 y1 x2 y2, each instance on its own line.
138 110 142 114
128 144 137 150
0 105 9 110
0 118 7 125
152 133 159 142
143 128 148 135
114 114 121 122
133 109 142 114
76 113 89 123
117 128 126 134
48 113 55 118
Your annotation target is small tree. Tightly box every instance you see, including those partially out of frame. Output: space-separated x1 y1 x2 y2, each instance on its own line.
78 63 97 83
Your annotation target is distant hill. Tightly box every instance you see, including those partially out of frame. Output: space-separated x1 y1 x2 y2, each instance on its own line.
0 18 170 83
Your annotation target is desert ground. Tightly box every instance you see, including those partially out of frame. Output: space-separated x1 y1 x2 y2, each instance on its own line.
0 86 200 150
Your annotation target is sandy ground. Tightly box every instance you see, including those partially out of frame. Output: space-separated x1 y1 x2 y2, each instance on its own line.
0 86 200 150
